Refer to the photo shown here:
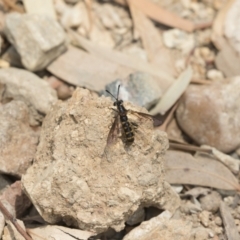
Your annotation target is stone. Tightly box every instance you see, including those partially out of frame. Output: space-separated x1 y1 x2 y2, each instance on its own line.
0 101 39 176
224 0 240 55
60 2 83 29
123 211 192 240
191 227 210 240
4 13 66 71
176 77 240 152
198 210 210 227
0 68 57 125
126 207 145 226
103 72 162 110
200 191 221 213
22 88 179 234
163 29 194 55
207 69 224 81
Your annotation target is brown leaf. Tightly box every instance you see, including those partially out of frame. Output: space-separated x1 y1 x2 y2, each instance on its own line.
165 150 240 191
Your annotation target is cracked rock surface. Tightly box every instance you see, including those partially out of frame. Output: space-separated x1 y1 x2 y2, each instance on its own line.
22 88 178 233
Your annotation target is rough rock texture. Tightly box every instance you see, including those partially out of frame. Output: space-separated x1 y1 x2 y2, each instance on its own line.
22 88 179 233
123 211 192 240
0 68 57 125
0 101 39 176
4 13 66 71
176 77 240 152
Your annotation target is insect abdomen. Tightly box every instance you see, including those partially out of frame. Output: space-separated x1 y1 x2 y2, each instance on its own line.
120 115 134 143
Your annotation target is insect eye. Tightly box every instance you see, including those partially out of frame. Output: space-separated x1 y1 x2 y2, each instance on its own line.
119 100 123 104
113 102 117 106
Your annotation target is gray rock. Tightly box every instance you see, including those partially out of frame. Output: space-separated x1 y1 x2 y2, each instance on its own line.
0 68 57 125
22 88 179 234
176 77 240 153
0 101 39 176
4 13 66 71
199 191 222 213
103 72 162 110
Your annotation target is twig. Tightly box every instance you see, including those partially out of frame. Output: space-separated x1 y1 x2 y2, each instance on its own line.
169 142 212 154
0 200 32 240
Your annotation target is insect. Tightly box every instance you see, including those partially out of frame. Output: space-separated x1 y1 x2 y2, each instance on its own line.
105 85 162 146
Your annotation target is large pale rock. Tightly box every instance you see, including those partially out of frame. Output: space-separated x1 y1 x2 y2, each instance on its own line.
176 77 240 152
0 101 39 176
22 88 179 233
4 13 66 71
0 68 57 125
123 211 192 240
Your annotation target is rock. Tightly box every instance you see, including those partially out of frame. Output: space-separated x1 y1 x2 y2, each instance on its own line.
0 101 39 176
60 2 83 29
0 181 32 218
191 227 211 240
22 88 179 233
0 68 57 125
123 211 192 240
198 210 210 227
224 0 240 55
199 191 222 213
4 13 66 71
176 77 240 152
104 72 162 110
126 207 145 226
163 29 194 55
207 69 224 81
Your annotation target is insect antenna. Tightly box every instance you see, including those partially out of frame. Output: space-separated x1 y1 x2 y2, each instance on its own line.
106 85 121 101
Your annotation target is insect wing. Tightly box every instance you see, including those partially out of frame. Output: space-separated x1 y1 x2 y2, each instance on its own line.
130 110 163 127
106 115 120 146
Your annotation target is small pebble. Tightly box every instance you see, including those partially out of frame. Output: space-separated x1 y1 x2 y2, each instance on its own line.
199 210 210 227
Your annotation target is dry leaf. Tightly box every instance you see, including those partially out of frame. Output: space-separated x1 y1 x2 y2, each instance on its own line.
127 2 175 76
165 150 240 191
28 225 95 240
215 39 240 77
69 30 174 91
115 0 195 32
47 46 133 91
150 66 192 115
220 201 240 240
